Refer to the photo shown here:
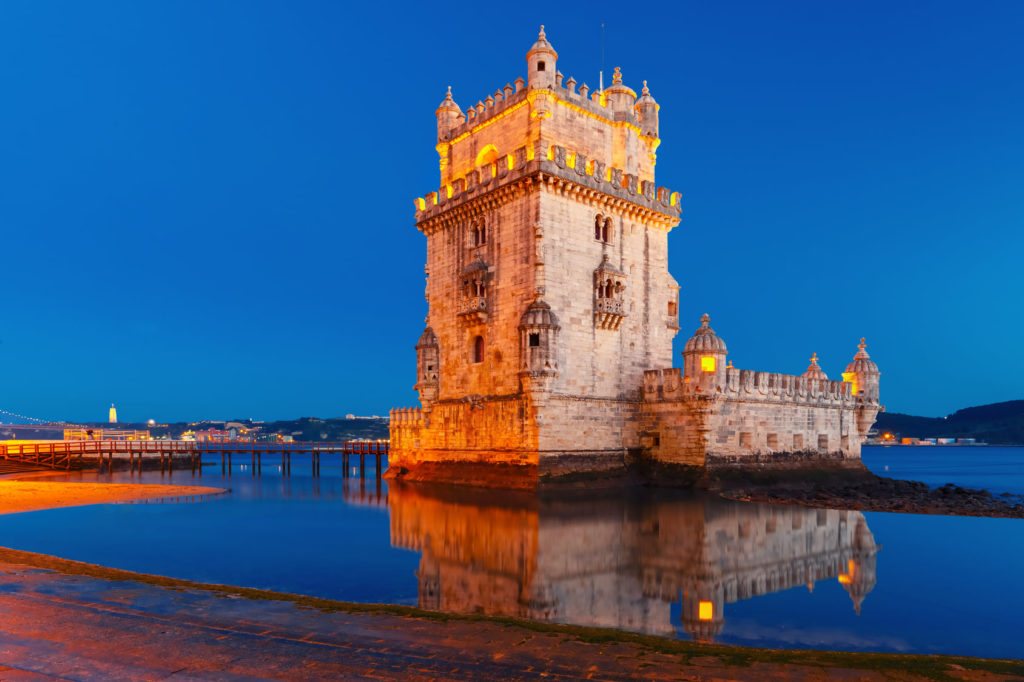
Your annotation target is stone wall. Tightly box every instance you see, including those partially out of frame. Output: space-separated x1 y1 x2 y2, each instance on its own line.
640 366 879 467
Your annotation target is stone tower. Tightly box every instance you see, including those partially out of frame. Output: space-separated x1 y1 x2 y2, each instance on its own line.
390 27 682 480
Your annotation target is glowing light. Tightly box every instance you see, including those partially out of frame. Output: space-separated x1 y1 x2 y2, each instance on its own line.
701 356 716 373
445 184 453 198
698 601 714 621
586 159 595 176
838 574 851 584
476 144 499 167
566 152 576 169
547 145 555 161
415 197 426 211
842 372 859 396
506 153 515 170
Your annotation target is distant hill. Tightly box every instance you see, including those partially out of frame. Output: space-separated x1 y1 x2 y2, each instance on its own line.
875 400 1024 445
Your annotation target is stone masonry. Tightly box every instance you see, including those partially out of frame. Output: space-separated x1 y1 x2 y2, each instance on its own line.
389 28 881 483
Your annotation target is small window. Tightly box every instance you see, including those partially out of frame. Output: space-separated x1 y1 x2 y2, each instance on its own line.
537 61 545 72
793 433 804 450
767 433 779 450
701 356 716 372
818 434 829 450
739 432 752 448
667 301 677 316
594 215 603 241
595 216 612 243
472 336 484 363
528 333 540 347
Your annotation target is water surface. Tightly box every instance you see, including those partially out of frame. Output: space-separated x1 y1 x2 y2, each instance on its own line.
0 448 1020 659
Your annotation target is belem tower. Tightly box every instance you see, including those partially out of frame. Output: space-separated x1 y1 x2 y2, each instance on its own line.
389 28 881 483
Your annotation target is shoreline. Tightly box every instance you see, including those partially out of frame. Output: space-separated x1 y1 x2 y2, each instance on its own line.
0 545 1019 679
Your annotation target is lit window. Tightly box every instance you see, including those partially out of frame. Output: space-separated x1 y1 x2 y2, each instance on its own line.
700 356 716 372
698 601 714 621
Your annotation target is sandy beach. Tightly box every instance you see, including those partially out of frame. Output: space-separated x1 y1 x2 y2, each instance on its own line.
0 479 225 516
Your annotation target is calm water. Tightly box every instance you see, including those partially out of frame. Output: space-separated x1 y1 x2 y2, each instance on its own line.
0 447 1021 659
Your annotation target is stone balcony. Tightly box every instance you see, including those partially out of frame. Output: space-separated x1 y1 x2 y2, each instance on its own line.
459 296 488 324
594 298 625 330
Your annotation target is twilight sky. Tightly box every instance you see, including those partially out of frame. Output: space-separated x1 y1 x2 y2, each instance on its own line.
1 1 1022 422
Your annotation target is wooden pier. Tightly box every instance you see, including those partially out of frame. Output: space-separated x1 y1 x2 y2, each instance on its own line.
0 440 389 479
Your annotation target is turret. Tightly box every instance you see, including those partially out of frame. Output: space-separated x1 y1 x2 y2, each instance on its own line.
682 314 728 393
602 67 637 118
802 353 828 381
635 80 659 138
415 326 440 405
679 587 725 644
843 338 880 403
526 25 557 89
518 299 560 395
436 86 462 144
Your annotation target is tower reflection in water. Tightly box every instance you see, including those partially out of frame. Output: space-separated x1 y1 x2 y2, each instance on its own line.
387 485 878 642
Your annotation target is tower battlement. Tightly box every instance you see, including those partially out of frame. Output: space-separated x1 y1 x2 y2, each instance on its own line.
415 141 681 226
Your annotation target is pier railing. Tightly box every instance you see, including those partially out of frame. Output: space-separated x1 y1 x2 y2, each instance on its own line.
0 439 389 476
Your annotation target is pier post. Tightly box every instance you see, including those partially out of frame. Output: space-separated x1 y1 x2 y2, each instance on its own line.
228 451 232 476
360 452 365 478
221 451 225 476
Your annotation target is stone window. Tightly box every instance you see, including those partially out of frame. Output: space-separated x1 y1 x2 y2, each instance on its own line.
470 219 486 247
818 434 829 450
817 510 828 526
528 333 540 347
593 255 626 330
667 301 677 317
458 258 489 324
594 215 612 243
793 433 804 450
537 61 545 72
766 433 778 450
739 432 752 448
472 335 484 364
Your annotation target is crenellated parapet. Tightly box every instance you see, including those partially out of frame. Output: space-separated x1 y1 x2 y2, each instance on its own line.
643 367 854 406
414 141 681 233
390 407 425 427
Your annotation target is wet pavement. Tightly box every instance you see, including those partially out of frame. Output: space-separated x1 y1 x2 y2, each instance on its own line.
0 556 1016 681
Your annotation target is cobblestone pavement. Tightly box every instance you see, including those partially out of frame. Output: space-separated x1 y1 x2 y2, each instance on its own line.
0 560 1015 681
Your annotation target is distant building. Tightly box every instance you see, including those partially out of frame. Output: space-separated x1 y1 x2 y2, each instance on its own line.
108 404 117 424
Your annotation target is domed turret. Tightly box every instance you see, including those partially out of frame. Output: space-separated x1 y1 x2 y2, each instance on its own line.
436 86 462 144
843 338 880 402
802 353 828 381
602 67 637 117
840 516 879 616
526 25 557 89
635 80 659 138
519 299 560 394
683 314 728 355
415 326 440 405
682 314 728 392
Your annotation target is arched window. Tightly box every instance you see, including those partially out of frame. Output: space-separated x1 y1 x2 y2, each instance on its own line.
594 215 603 241
537 61 546 72
475 145 499 167
602 218 612 243
472 335 484 364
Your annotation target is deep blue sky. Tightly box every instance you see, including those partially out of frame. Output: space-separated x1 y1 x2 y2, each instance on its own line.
1 1 1021 422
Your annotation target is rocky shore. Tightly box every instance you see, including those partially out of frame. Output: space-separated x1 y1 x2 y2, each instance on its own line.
712 468 1024 518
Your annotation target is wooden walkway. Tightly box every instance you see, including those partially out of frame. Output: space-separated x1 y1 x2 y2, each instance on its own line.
0 440 389 478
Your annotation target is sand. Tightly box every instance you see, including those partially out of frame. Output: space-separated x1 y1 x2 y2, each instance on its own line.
0 480 225 515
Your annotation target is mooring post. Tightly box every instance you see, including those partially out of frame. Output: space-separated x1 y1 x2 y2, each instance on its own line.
197 450 202 477
257 450 261 476
360 452 365 478
228 451 232 476
221 451 225 476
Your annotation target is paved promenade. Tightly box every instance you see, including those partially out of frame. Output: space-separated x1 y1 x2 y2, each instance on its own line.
0 553 1016 681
